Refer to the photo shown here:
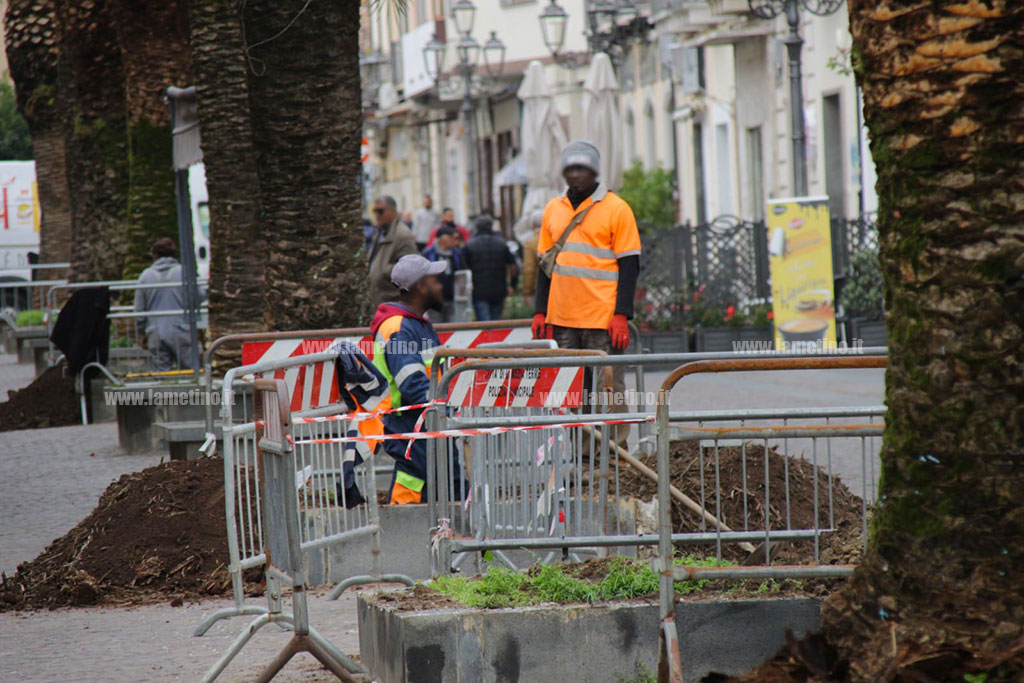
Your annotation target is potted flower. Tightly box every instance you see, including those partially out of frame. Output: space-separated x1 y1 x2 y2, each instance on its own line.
689 288 774 352
634 285 690 353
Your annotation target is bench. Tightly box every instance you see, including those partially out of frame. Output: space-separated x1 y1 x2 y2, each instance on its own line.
153 421 222 461
30 338 53 376
13 326 47 364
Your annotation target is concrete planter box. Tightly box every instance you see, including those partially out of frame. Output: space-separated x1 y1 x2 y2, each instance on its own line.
639 331 690 354
304 498 639 586
358 592 821 683
847 317 887 347
694 326 772 352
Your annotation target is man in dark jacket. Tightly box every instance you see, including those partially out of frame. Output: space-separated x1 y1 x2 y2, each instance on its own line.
462 216 518 321
369 254 465 504
421 225 466 323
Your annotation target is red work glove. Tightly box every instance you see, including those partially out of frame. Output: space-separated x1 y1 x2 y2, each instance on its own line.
608 314 629 350
531 313 549 340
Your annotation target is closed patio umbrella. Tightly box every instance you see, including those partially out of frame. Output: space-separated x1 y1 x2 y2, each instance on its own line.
514 60 568 239
581 52 623 191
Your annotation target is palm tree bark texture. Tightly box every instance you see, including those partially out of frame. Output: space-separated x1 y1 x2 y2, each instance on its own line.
58 0 130 282
188 0 267 367
111 0 193 280
820 1 1024 681
243 0 368 329
3 0 72 275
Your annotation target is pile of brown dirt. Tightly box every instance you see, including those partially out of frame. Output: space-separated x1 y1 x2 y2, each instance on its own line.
0 364 80 432
619 441 866 565
0 457 251 611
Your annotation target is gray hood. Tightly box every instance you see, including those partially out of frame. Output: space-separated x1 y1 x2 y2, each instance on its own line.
151 256 180 272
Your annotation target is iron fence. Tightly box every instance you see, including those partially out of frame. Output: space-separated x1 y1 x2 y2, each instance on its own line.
636 215 879 330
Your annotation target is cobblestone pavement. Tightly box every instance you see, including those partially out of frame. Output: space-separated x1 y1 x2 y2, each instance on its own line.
0 347 369 681
0 350 36 400
0 422 162 576
0 590 367 682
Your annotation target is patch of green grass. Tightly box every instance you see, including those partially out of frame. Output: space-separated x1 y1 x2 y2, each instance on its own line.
431 555 739 608
615 661 657 683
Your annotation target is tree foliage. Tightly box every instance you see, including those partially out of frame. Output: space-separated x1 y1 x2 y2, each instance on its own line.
618 161 675 228
0 80 33 160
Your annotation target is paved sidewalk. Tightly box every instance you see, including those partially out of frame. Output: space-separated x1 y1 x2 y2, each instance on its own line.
0 422 162 575
0 351 36 400
0 590 367 682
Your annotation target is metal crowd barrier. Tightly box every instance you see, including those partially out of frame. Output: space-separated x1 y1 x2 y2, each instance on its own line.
198 378 363 682
653 355 887 682
194 351 415 681
0 278 67 311
40 279 209 397
199 319 556 439
426 348 886 577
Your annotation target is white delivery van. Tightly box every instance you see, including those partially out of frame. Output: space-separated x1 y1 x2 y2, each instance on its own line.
0 160 40 279
189 162 210 280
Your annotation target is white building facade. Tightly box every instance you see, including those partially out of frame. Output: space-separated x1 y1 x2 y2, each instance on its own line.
360 0 877 232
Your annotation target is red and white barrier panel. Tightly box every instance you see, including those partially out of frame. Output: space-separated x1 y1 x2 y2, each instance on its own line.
447 366 584 409
240 327 532 412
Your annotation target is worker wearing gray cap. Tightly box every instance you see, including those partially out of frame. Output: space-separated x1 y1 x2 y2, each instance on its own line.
369 254 464 504
532 140 641 438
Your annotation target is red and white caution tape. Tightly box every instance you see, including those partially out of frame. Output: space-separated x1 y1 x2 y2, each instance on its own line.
287 415 653 446
289 399 443 425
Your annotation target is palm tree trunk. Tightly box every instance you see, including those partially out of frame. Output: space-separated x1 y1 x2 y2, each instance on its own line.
188 0 267 366
821 2 1024 680
4 0 72 275
243 0 368 329
58 0 129 282
111 0 192 280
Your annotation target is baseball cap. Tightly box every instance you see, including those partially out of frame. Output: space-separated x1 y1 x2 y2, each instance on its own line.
391 254 448 291
435 225 458 238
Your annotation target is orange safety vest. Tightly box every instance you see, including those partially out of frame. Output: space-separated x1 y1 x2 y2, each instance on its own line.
538 185 641 329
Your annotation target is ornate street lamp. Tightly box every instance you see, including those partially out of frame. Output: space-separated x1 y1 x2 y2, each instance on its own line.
422 0 505 217
538 0 651 71
422 34 446 82
539 0 569 58
748 0 845 196
452 0 476 36
482 31 506 79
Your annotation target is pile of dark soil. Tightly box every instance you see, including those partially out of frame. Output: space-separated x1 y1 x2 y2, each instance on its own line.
0 364 80 432
0 457 249 610
619 441 866 565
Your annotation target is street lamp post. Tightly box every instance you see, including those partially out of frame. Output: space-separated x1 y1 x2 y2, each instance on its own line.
749 0 844 196
423 1 505 218
538 0 651 71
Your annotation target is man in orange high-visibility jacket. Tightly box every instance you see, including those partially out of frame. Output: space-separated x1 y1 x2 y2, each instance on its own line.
532 140 641 427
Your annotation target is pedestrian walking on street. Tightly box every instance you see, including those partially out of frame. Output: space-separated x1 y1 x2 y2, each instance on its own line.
532 140 641 429
368 195 418 308
410 194 440 251
520 210 544 300
426 207 470 247
421 225 466 323
134 237 205 371
463 215 518 321
370 254 465 504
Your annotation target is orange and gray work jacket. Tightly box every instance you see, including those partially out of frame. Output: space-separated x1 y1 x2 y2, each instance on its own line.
535 184 642 329
368 302 439 499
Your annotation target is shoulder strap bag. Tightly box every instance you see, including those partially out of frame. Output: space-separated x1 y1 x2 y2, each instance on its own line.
539 204 592 278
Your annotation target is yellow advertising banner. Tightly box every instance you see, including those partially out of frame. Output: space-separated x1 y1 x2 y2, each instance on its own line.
766 196 837 350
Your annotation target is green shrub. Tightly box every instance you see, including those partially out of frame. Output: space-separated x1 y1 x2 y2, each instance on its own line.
15 309 44 327
618 162 676 228
840 248 884 319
